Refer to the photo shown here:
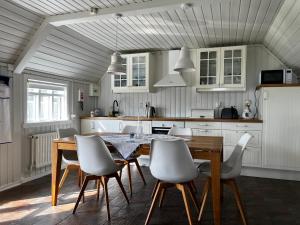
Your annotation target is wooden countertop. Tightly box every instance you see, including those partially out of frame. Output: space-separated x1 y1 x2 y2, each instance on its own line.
256 83 300 90
80 116 263 123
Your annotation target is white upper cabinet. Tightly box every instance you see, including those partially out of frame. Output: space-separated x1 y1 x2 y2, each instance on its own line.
111 53 154 93
196 45 247 91
196 48 220 89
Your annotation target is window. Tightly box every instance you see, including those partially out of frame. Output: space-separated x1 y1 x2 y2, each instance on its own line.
27 79 68 123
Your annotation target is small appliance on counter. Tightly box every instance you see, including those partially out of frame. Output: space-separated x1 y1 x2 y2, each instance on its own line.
191 109 214 118
90 108 103 117
242 100 253 119
145 102 156 118
259 69 297 84
221 106 239 119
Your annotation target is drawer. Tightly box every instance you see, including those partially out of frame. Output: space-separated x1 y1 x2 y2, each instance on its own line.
192 129 222 137
152 121 184 128
222 130 262 148
223 146 261 168
185 122 221 130
222 122 262 131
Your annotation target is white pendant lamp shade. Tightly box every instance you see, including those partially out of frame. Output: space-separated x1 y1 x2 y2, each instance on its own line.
174 46 195 72
107 52 126 75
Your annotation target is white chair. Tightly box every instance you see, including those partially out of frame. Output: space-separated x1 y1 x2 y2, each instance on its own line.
145 139 199 225
115 125 146 196
197 133 252 225
57 128 81 190
168 127 192 136
73 135 129 220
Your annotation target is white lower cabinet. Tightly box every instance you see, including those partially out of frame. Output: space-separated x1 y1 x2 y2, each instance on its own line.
81 119 121 134
222 122 262 168
185 122 222 136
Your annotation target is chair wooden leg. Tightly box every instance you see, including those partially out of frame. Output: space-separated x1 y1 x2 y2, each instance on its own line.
126 162 133 196
177 184 194 225
102 176 111 221
187 182 200 213
134 159 146 185
158 188 166 208
145 182 162 225
151 180 160 199
225 179 248 225
198 178 210 222
114 173 130 204
96 178 102 201
80 170 85 203
59 166 70 191
72 176 90 214
119 167 123 178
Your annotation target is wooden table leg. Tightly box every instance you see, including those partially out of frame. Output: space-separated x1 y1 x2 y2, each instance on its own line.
211 151 221 225
51 142 62 206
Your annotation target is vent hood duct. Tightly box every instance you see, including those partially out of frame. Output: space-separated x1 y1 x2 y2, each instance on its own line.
154 50 187 87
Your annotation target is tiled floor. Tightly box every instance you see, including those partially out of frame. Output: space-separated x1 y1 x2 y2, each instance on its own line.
1 166 300 225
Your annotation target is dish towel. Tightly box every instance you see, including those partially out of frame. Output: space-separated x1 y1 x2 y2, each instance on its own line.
0 83 12 144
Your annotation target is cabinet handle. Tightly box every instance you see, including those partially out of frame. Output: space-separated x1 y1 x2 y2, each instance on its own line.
237 125 248 128
198 124 209 126
198 129 209 133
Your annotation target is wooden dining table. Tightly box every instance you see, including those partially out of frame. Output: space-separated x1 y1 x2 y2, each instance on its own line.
51 133 223 225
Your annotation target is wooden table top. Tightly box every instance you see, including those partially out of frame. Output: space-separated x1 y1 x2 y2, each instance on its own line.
53 133 223 153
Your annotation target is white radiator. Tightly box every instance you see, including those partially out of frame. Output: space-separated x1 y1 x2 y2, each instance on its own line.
30 132 58 169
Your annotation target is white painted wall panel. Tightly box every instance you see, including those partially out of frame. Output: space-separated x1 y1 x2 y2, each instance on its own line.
99 45 285 117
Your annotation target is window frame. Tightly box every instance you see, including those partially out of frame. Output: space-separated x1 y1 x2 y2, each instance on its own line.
24 75 70 126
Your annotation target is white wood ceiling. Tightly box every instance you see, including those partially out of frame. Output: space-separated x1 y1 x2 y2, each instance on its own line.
264 0 300 73
11 0 153 16
1 0 111 81
0 1 42 63
66 0 283 50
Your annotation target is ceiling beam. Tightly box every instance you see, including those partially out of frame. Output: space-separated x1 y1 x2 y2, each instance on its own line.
48 0 200 27
14 19 53 74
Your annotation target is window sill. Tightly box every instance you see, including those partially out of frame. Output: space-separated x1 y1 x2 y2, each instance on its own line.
23 120 72 128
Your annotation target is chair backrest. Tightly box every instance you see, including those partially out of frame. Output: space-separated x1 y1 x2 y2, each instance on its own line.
75 135 117 176
223 133 252 178
57 128 78 161
168 127 192 136
150 139 198 183
57 128 78 138
122 125 138 133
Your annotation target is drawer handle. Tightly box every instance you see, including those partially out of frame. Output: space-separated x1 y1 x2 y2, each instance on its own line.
198 129 209 132
199 124 209 126
237 125 248 128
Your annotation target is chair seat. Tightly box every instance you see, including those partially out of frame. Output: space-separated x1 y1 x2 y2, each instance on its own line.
198 162 234 180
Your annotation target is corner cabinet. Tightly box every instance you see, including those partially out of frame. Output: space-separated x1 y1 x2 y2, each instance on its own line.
196 46 247 91
111 53 154 93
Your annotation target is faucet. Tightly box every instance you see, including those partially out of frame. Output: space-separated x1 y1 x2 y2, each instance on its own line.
112 100 119 117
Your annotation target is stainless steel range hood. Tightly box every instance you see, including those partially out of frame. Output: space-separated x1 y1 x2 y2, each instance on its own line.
154 50 187 87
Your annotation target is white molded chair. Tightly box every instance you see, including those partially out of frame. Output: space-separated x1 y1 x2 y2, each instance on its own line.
57 128 81 190
168 127 192 136
145 139 199 225
114 125 146 196
197 133 252 225
73 135 129 220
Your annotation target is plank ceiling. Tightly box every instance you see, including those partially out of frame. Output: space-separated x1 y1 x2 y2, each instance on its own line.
1 0 300 78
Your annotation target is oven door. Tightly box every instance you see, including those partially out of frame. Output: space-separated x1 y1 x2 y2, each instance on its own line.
152 127 171 135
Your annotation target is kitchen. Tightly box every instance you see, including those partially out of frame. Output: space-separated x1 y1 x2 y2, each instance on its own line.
1 1 300 225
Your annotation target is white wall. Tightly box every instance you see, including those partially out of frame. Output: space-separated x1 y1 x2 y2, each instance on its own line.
0 64 97 191
99 45 286 117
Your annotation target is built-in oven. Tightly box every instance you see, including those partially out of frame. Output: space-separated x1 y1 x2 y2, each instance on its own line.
152 127 171 134
151 121 185 134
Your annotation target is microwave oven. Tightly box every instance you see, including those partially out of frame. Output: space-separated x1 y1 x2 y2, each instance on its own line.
259 69 294 84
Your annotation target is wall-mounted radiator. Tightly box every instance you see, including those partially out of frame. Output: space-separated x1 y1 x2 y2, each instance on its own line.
30 132 58 169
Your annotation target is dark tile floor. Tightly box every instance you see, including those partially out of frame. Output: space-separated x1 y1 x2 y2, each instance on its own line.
1 166 300 225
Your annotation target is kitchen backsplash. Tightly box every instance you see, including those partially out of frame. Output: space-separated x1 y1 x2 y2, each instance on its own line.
99 45 285 118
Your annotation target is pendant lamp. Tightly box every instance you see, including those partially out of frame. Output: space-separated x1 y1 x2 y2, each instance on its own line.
107 14 126 75
174 46 195 72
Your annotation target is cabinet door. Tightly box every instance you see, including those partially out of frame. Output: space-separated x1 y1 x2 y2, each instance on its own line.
220 46 246 89
196 48 220 88
129 54 148 88
262 87 300 171
192 129 221 136
81 119 93 134
111 56 129 91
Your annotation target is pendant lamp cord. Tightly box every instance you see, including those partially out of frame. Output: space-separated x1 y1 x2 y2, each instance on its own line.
115 16 119 52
